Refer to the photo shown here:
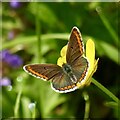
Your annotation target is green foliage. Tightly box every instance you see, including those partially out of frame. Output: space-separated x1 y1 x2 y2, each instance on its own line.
1 2 119 119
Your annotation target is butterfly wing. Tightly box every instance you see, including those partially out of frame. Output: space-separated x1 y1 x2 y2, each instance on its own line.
71 56 89 83
66 27 89 83
66 27 84 65
23 64 62 81
51 73 78 93
23 64 77 93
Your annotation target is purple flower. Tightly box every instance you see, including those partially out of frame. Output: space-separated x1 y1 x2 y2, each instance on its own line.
0 50 11 60
10 0 21 8
7 55 23 68
0 50 23 68
0 77 11 86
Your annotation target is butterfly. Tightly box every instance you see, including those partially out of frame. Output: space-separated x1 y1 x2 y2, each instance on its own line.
23 27 89 93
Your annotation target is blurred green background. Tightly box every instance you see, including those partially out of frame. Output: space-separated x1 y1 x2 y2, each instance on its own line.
1 2 119 119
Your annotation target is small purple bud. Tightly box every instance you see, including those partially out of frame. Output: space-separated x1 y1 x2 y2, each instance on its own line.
10 0 21 8
0 77 11 86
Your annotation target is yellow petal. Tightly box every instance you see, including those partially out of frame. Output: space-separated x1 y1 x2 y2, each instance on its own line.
60 45 67 57
85 58 99 86
86 39 95 74
93 58 99 74
58 56 66 65
57 45 67 66
57 57 63 67
57 56 66 67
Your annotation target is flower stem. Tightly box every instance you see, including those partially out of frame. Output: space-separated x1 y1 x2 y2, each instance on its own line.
32 103 36 118
83 92 90 120
92 78 119 104
14 89 22 118
36 3 41 63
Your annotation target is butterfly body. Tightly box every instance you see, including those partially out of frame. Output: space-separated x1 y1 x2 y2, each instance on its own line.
23 27 89 93
62 63 77 83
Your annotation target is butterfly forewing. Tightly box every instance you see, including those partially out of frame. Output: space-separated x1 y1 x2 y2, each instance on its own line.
66 27 84 65
66 27 89 84
23 64 62 80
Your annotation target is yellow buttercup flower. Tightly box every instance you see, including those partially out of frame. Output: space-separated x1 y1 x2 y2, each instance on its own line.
57 39 99 88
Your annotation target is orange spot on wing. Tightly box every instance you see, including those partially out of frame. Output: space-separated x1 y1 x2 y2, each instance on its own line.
68 85 72 89
79 67 88 82
27 66 48 79
73 29 83 54
59 84 76 91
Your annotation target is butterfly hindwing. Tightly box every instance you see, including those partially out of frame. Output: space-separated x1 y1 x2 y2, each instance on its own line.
51 72 78 93
71 56 89 83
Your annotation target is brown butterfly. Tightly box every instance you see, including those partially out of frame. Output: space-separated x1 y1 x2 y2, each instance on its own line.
23 27 89 93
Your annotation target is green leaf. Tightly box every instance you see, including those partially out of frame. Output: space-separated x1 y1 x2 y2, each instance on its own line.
28 3 58 28
104 101 118 108
98 41 118 64
21 97 32 118
38 80 67 117
1 34 69 51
